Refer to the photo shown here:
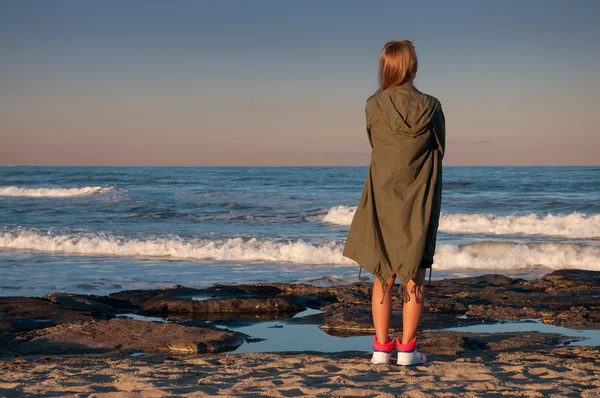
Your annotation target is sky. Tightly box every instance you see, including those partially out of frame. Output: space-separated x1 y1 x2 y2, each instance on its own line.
1 0 599 166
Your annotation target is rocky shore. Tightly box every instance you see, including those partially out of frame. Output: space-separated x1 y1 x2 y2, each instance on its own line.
1 270 599 396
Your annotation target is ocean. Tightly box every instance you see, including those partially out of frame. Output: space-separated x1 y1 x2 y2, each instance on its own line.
1 166 599 297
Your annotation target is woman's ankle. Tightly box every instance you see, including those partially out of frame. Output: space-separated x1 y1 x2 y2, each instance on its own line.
375 335 391 344
400 334 416 345
396 336 417 350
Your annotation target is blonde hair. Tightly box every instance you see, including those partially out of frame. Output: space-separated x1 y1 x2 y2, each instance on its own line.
378 40 418 90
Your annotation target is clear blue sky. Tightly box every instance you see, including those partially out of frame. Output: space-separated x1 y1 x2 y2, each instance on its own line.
2 0 599 165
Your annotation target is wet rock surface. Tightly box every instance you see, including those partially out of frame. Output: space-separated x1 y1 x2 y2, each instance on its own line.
318 270 600 329
43 292 117 318
10 318 246 355
428 270 600 327
105 283 336 315
320 308 495 335
0 297 98 333
0 270 598 358
418 329 570 357
142 297 303 315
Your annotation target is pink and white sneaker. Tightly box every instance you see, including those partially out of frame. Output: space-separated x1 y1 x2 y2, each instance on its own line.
396 337 427 366
370 336 394 364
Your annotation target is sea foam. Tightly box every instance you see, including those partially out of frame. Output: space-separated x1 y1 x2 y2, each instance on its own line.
322 206 600 239
0 229 352 265
1 229 599 271
0 186 114 197
432 241 600 271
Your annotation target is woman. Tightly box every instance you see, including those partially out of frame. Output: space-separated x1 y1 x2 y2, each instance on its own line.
342 40 445 366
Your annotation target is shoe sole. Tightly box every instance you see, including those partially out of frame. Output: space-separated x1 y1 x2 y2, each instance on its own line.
397 359 427 366
371 351 392 365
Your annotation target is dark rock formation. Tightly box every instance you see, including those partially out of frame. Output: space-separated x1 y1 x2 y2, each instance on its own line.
1 270 598 358
320 308 496 336
10 318 246 355
43 292 116 318
141 297 303 315
0 297 98 333
418 329 570 358
104 283 337 316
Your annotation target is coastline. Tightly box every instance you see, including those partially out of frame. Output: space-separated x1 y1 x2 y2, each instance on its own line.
1 270 599 396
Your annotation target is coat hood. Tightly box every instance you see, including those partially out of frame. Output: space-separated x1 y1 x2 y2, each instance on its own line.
368 85 441 137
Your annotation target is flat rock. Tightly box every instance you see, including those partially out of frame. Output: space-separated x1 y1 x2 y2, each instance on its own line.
316 270 600 328
106 284 286 310
99 271 598 326
10 318 246 355
106 283 336 315
535 269 600 290
43 292 116 318
320 308 495 335
142 297 304 314
418 330 569 357
428 270 600 326
433 273 523 287
0 297 97 333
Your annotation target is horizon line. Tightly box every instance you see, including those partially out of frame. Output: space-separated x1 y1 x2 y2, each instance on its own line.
1 164 598 168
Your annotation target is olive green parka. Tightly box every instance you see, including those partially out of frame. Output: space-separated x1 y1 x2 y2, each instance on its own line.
342 84 445 300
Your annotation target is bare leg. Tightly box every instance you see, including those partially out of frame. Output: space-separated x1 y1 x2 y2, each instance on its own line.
372 275 396 344
402 268 427 343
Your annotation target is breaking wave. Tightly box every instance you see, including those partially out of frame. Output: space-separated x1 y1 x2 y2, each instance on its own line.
321 206 600 239
0 229 599 271
432 241 600 271
0 229 352 265
0 186 114 197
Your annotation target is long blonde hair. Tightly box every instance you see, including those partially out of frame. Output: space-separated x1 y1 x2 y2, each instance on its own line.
378 40 418 90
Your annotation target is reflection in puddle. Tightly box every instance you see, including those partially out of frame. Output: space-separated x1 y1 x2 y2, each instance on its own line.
185 312 302 326
444 319 600 346
118 313 166 323
232 321 373 354
190 296 214 301
291 308 324 318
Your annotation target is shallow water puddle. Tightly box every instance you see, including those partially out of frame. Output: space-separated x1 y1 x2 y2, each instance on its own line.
115 310 600 353
190 296 214 301
291 307 324 318
232 308 372 354
232 317 600 353
117 313 166 323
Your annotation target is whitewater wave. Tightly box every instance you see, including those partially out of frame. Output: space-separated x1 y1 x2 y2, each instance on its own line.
0 229 599 271
321 206 600 239
0 186 114 197
322 205 357 225
432 241 600 271
0 229 352 265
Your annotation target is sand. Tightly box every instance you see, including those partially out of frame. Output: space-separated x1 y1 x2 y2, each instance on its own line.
1 344 599 397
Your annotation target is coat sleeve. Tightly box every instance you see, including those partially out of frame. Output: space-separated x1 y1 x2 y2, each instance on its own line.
432 107 446 158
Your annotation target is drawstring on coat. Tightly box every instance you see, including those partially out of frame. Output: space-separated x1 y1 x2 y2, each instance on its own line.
428 267 432 288
379 281 388 304
360 264 434 304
